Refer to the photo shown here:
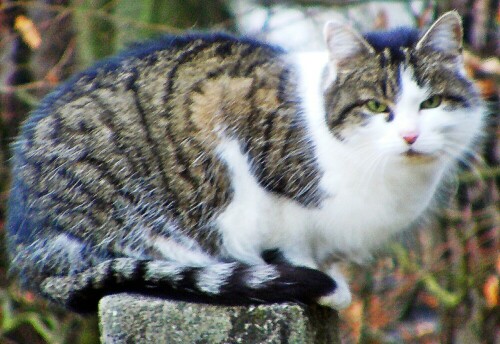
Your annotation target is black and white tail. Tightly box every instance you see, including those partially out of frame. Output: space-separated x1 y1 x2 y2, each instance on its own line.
39 258 337 313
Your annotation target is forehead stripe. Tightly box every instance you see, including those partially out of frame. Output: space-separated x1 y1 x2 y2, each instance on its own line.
379 48 392 97
402 48 411 64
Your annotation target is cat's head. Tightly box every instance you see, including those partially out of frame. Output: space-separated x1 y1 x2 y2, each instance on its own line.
322 11 483 168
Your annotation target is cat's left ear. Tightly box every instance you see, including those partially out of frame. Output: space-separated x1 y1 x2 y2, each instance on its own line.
416 11 463 56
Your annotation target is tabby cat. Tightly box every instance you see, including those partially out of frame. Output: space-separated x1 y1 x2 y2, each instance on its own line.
7 11 484 312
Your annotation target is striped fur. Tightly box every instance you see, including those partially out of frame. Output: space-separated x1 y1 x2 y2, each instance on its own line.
7 13 484 312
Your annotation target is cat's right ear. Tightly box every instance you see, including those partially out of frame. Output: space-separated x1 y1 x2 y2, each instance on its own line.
323 20 374 64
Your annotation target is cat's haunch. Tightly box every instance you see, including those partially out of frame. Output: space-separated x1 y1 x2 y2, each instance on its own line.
7 11 484 312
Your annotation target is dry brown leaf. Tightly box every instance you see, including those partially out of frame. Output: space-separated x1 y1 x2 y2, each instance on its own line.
14 15 41 50
483 275 499 308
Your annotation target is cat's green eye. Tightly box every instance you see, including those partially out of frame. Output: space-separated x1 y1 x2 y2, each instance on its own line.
420 95 442 109
366 100 389 113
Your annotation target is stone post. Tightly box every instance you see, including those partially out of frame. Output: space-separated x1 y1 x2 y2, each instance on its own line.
99 293 340 343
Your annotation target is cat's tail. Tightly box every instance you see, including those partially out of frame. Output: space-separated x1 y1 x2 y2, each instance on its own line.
39 258 337 312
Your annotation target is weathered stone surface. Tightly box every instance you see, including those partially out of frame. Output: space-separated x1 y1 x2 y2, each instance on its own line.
99 293 340 343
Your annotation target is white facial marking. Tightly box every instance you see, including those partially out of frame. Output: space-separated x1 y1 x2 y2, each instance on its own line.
394 68 428 138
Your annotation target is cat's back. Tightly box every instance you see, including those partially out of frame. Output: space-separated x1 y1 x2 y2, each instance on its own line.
18 32 288 145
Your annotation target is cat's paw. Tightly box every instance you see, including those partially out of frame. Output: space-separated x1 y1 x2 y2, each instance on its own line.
316 283 352 310
316 265 352 310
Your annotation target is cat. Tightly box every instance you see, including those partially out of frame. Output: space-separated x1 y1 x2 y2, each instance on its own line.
7 11 484 313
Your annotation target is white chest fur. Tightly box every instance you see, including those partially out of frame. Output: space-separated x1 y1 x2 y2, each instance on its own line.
214 137 445 268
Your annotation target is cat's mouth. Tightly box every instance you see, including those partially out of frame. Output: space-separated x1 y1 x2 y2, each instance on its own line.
403 149 438 162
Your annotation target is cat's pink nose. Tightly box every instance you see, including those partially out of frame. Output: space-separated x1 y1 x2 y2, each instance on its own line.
402 133 419 145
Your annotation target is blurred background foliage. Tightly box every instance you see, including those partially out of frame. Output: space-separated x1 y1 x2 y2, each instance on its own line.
0 0 498 343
